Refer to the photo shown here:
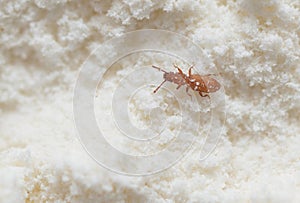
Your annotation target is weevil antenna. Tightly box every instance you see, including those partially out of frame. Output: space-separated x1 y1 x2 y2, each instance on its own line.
152 65 168 73
153 79 167 93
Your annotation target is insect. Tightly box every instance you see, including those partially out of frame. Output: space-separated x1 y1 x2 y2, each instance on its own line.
152 64 221 98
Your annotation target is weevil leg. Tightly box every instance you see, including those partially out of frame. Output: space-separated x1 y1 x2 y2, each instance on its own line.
203 73 221 77
153 80 167 93
188 64 194 77
173 63 180 70
188 67 192 77
186 86 192 99
176 84 182 89
199 92 210 98
173 64 185 77
173 64 184 73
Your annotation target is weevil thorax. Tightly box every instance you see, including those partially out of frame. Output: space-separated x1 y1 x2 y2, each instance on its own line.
187 75 205 91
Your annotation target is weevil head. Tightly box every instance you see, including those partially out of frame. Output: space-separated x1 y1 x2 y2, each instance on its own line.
164 72 178 81
163 72 171 80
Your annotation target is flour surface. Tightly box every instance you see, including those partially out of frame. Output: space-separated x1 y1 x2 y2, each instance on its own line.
0 0 300 202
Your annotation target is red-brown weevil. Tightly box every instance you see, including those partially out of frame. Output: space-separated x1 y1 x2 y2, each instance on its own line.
152 64 221 98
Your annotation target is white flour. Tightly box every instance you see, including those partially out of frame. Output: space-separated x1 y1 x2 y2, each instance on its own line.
0 0 300 202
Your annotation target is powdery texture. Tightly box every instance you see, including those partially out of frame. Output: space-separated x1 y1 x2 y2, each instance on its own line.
0 0 300 202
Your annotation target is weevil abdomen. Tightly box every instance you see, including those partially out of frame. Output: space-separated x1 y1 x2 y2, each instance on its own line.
201 76 221 93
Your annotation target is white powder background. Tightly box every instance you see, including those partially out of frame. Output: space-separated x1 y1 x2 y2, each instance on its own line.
1 0 300 202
